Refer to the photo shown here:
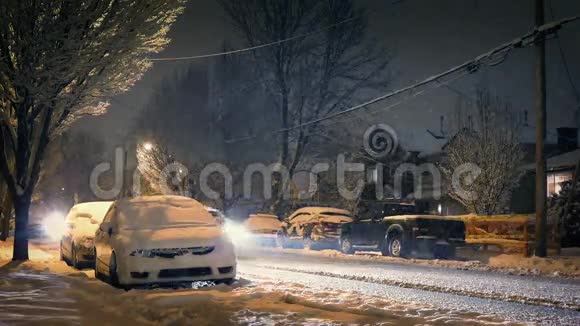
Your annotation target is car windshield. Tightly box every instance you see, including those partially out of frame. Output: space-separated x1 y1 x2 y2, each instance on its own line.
118 201 217 230
75 215 94 224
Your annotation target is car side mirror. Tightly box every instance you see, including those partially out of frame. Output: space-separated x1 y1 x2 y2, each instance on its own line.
99 222 113 236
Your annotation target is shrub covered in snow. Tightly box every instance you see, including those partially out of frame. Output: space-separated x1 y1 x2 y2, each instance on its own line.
548 181 580 247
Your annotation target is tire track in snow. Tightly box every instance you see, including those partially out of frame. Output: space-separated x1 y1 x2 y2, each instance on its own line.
257 264 580 311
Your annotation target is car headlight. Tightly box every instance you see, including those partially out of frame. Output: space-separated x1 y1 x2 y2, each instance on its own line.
129 249 155 258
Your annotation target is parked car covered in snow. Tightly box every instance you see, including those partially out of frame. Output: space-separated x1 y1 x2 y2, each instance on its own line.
206 207 226 226
94 196 236 288
340 215 466 259
60 201 113 269
277 207 353 250
243 213 282 246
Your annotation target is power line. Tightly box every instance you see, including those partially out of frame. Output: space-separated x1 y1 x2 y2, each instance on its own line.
300 68 471 141
548 0 580 106
225 16 580 144
148 17 355 62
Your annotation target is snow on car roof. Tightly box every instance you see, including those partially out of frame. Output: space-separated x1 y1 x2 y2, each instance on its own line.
116 196 216 229
293 207 352 216
244 214 282 231
67 201 113 222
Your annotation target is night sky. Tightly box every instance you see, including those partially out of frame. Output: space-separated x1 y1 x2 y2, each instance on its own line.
74 0 580 156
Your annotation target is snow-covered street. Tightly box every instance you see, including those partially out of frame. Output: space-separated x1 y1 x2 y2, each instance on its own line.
238 248 580 325
0 240 578 325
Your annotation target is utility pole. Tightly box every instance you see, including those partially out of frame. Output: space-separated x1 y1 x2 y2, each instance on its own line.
534 0 548 257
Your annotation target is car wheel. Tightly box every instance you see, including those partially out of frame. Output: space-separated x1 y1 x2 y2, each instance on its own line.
340 237 355 255
94 251 104 281
109 252 121 288
389 234 405 258
59 241 65 261
61 242 72 266
71 244 79 269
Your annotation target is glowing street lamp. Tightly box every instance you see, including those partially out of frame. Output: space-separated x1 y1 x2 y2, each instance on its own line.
143 142 154 151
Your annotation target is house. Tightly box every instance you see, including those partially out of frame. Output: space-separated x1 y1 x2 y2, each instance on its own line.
424 127 579 215
523 148 580 197
511 127 579 213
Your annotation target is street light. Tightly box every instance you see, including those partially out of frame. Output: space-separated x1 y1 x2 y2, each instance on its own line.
143 142 154 151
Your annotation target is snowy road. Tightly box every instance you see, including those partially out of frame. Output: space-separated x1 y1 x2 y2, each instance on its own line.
237 249 580 325
1 240 579 325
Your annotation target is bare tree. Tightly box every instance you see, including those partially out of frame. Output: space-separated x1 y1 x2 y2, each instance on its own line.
218 0 390 213
136 143 190 196
0 0 185 259
34 131 106 206
442 89 525 215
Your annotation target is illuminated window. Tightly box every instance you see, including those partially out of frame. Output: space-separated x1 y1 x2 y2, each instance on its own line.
547 171 573 196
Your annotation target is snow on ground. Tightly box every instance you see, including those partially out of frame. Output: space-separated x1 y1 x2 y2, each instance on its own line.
255 247 580 279
0 240 525 325
488 253 580 278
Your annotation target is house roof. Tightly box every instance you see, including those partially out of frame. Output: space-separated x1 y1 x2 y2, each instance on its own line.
524 148 580 172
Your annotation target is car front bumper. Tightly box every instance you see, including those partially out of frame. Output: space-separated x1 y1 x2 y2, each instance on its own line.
73 238 96 262
117 247 236 285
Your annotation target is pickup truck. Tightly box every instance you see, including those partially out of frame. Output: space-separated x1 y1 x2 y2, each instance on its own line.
340 215 465 259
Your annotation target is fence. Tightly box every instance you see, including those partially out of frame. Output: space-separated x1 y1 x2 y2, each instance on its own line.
450 214 535 255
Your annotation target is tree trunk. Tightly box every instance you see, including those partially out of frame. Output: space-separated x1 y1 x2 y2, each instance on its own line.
272 88 290 216
12 194 31 261
0 191 11 241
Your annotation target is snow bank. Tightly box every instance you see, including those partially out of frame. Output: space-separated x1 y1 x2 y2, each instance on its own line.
82 278 516 326
271 247 580 279
489 254 580 277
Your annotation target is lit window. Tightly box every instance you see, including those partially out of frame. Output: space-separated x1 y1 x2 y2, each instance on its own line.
547 171 573 196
